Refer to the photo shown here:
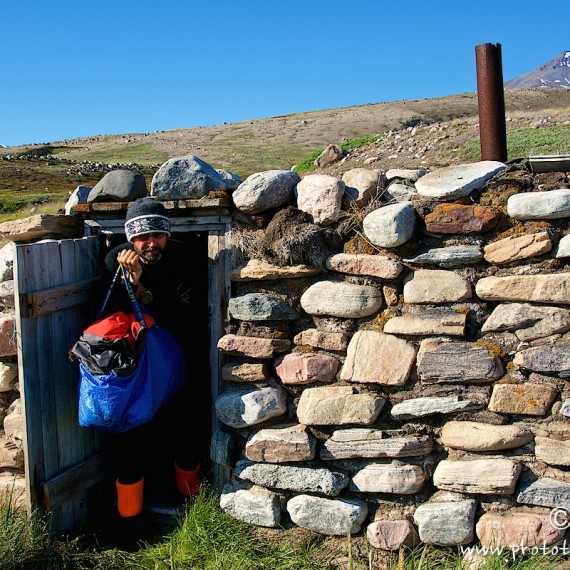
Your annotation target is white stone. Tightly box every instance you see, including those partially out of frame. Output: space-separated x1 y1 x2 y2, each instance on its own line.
507 189 570 220
362 202 416 248
415 161 506 200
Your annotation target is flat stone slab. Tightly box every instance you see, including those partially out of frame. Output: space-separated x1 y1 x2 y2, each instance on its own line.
229 259 320 281
350 462 425 494
403 245 483 268
433 458 521 494
483 231 552 264
228 293 299 321
326 253 402 279
417 338 504 384
235 460 348 496
217 334 291 359
297 386 384 426
391 396 483 419
245 423 316 463
441 421 533 451
425 203 500 234
320 431 433 460
513 343 570 376
287 494 368 536
383 309 466 336
293 328 349 351
481 303 570 342
476 273 570 304
215 386 287 428
517 477 570 509
340 330 416 386
488 383 557 416
0 214 83 242
221 361 270 383
534 436 570 467
414 161 507 200
403 269 472 304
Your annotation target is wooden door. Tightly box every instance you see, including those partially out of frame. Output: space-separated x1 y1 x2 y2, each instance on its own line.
14 236 105 535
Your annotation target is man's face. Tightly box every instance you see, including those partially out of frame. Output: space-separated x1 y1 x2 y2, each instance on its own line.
131 232 168 264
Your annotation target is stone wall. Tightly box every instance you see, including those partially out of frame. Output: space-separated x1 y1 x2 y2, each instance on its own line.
212 158 570 553
0 244 25 504
2 152 570 554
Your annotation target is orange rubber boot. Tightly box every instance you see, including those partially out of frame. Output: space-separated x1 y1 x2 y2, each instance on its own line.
116 477 144 517
174 461 200 496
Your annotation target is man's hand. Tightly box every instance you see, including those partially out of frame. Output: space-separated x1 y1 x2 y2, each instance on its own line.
117 249 143 285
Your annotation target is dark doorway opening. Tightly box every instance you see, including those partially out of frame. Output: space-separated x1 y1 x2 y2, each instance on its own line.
97 229 212 511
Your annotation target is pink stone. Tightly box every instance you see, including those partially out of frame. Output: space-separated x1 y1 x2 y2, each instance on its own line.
367 519 420 550
0 316 17 357
275 352 340 385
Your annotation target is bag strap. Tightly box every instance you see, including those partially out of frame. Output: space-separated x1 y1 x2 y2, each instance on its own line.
96 264 149 329
96 265 121 319
120 265 148 329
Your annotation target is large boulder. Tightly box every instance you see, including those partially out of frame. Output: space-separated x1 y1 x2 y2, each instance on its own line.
88 170 147 202
151 155 227 200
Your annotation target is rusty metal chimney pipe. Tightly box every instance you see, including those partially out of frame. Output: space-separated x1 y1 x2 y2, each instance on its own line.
475 43 507 162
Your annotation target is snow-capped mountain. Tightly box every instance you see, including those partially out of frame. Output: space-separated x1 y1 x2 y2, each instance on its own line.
505 51 570 89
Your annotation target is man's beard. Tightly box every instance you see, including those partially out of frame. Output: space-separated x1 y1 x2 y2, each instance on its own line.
135 245 163 264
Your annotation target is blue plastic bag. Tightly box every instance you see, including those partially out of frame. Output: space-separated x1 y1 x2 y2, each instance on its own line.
77 323 186 433
73 264 186 434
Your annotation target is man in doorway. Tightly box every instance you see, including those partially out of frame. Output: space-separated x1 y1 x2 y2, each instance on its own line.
103 197 206 518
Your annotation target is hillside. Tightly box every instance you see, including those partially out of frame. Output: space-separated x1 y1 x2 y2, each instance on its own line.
0 88 569 213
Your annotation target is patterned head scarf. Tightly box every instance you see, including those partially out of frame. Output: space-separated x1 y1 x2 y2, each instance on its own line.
124 197 171 242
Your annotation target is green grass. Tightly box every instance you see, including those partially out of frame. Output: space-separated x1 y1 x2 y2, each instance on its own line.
458 124 570 161
72 143 169 166
0 486 333 570
136 488 328 569
2 486 565 569
215 142 312 179
393 544 565 569
293 135 381 175
341 135 380 153
19 145 76 157
0 193 65 216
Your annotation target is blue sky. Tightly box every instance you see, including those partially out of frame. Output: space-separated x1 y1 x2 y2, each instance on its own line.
2 0 566 147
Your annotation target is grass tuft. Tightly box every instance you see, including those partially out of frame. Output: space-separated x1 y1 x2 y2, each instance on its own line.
293 135 380 175
458 124 570 161
0 485 567 569
136 486 326 569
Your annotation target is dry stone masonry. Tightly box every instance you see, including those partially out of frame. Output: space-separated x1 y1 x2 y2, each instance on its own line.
209 155 570 552
1 149 570 554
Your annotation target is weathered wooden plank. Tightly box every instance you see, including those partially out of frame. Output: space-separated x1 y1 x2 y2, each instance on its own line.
15 237 102 534
208 225 232 491
53 239 98 527
82 216 231 235
72 203 129 213
43 453 109 511
21 277 99 317
71 197 229 214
